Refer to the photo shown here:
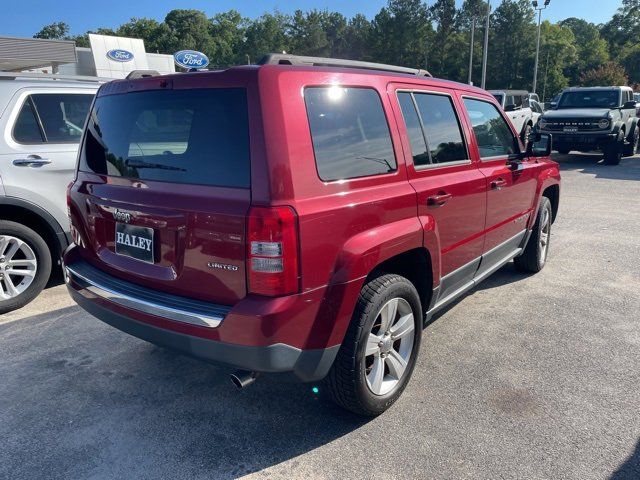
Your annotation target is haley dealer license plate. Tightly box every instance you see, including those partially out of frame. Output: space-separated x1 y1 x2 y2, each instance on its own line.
115 223 155 263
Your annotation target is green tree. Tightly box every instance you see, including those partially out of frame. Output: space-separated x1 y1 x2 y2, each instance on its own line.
487 0 536 89
429 0 459 77
620 43 640 84
580 62 628 86
288 10 348 57
343 14 372 60
601 0 640 49
209 10 248 67
34 22 70 40
162 9 216 59
537 22 576 99
116 18 171 53
241 12 291 62
369 0 433 69
560 18 609 85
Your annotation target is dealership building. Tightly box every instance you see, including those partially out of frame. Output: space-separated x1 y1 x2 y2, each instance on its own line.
0 33 175 78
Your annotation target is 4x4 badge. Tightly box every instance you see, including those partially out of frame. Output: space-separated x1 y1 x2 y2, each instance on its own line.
113 209 132 223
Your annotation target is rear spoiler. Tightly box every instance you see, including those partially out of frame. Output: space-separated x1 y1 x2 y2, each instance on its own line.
126 70 160 79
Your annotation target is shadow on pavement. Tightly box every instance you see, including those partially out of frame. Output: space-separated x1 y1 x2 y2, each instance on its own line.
552 152 640 181
610 438 640 479
427 261 531 325
0 304 369 479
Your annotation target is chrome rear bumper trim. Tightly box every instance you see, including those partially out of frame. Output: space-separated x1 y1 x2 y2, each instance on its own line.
65 265 224 328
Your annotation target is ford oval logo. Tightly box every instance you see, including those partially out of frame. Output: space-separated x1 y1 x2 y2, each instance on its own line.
174 50 209 69
106 49 134 62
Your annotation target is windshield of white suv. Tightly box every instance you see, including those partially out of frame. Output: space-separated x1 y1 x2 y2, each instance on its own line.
557 90 620 109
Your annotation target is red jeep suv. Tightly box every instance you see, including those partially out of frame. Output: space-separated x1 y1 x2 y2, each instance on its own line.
65 54 560 416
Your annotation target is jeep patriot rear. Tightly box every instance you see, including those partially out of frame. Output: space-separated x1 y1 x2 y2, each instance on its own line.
65 55 561 416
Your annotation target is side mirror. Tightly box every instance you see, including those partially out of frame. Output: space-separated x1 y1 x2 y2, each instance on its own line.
504 104 517 112
526 132 552 157
622 100 637 110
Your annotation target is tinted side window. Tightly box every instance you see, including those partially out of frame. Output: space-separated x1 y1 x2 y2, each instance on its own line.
463 98 517 159
304 87 396 181
30 94 93 143
397 92 429 166
506 95 522 108
414 93 467 164
13 100 44 143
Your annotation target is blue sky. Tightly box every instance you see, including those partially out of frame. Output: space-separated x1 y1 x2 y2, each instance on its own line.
2 0 622 38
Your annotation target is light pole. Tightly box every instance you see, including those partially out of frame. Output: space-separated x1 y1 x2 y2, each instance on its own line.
468 18 476 85
480 0 491 90
532 0 551 94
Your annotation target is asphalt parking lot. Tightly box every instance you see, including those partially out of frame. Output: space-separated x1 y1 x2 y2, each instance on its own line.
1 152 639 480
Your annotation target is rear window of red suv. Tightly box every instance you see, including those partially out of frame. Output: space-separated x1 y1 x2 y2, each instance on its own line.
80 88 250 188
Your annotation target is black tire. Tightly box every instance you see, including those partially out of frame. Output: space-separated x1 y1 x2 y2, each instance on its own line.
603 132 624 165
0 221 52 314
623 126 639 157
514 197 552 273
556 148 570 155
323 273 422 416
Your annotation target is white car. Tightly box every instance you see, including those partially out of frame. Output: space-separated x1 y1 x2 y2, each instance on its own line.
530 99 544 126
0 72 101 313
489 89 536 141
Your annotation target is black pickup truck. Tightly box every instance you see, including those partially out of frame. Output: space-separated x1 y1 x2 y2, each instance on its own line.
537 86 639 165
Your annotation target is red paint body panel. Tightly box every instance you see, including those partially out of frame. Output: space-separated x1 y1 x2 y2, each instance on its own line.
65 64 561 363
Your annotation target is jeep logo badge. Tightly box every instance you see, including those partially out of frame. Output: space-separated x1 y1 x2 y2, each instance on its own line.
113 209 132 223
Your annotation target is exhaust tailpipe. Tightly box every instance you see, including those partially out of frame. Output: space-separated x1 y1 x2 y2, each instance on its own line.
230 370 259 389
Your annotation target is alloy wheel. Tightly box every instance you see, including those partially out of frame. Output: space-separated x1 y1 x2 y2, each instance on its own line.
364 297 415 396
0 235 38 300
539 206 551 264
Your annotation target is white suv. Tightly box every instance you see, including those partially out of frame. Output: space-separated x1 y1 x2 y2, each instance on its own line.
489 89 536 142
0 73 100 313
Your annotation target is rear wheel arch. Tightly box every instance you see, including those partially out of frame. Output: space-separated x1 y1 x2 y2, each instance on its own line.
0 201 65 273
366 248 433 318
542 184 560 223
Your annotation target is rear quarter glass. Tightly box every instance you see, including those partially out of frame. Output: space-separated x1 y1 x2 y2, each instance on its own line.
79 88 251 188
303 86 397 182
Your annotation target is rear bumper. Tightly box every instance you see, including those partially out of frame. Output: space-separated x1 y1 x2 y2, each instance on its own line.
64 251 341 382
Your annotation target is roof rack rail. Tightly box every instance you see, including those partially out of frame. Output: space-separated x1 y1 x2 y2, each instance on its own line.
126 70 160 79
257 54 432 77
0 72 109 83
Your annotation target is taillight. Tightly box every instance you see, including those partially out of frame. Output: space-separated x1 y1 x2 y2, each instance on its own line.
247 206 300 296
66 181 83 247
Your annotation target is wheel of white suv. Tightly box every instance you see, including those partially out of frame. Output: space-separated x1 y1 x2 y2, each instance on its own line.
0 221 51 314
623 126 639 157
323 273 422 416
521 123 532 144
514 197 552 273
603 131 624 165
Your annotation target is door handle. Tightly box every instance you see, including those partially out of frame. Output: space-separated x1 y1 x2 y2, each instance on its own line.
427 192 452 206
13 155 51 167
491 178 507 190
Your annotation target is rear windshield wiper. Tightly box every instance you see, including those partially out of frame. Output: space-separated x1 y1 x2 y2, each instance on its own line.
125 159 186 172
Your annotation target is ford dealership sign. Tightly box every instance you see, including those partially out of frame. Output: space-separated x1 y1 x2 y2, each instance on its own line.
174 50 209 69
106 49 134 62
